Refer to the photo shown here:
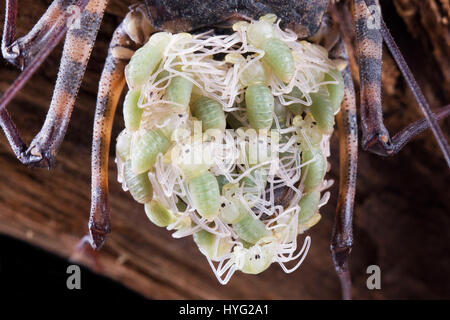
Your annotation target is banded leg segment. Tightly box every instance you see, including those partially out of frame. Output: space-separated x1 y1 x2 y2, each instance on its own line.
89 5 152 249
0 0 90 163
2 0 84 69
353 0 388 155
355 0 450 166
329 38 358 300
27 0 108 166
0 0 108 167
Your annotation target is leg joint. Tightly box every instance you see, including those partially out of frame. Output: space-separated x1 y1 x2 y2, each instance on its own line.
362 131 394 156
2 40 25 70
17 146 56 168
330 242 353 274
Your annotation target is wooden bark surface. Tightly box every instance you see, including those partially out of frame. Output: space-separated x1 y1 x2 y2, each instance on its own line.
0 0 449 299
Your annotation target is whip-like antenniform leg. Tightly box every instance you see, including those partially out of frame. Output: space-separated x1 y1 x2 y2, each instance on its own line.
0 0 107 167
389 105 450 154
88 5 152 249
329 37 358 300
355 0 450 167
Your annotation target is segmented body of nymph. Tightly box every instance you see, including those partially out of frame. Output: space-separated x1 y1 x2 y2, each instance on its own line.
116 15 344 283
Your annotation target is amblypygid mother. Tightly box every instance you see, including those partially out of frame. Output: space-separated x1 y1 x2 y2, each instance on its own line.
0 0 449 299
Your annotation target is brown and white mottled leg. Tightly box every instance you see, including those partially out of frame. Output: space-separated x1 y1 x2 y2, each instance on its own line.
329 38 358 300
355 0 450 166
329 1 448 299
354 0 385 157
311 12 357 299
0 0 108 167
1 0 90 163
2 0 88 69
88 5 152 249
313 11 358 300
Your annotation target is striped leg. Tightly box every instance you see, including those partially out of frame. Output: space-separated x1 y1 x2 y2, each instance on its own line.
88 5 152 249
0 0 90 164
329 38 358 300
355 0 450 166
2 0 87 69
330 1 448 299
354 0 387 155
0 0 107 167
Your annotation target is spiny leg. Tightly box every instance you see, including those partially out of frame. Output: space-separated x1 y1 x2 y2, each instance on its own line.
2 0 87 69
88 5 152 249
354 0 450 166
25 0 109 167
329 38 358 300
0 0 90 163
0 0 108 167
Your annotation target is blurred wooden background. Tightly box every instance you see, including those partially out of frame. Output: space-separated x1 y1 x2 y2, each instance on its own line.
0 0 449 299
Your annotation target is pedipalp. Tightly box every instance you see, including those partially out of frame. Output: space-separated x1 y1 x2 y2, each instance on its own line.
89 4 153 249
329 38 358 301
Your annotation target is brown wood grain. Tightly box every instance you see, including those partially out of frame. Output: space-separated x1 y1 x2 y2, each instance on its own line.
0 0 449 299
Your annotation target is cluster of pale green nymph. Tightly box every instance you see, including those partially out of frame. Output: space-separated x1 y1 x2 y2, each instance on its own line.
115 14 345 284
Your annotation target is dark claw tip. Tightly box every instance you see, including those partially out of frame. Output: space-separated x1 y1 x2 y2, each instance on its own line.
363 133 393 156
19 147 55 168
89 229 108 250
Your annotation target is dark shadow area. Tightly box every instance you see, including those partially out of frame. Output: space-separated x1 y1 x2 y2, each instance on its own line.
0 234 145 300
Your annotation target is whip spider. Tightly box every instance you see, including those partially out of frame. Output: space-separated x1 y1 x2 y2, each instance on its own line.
0 0 449 299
